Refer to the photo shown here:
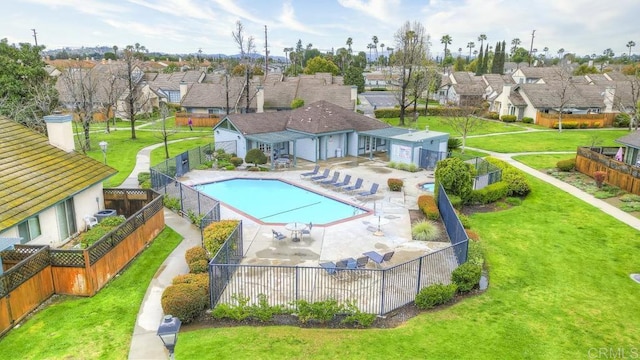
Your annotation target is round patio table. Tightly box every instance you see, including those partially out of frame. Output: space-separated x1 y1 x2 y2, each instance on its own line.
285 222 308 242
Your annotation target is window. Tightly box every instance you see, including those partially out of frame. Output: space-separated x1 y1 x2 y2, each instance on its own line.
18 216 41 243
258 143 271 154
56 198 77 240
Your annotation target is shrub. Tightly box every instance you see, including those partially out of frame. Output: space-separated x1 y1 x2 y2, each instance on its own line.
229 157 244 167
448 137 462 151
521 117 534 124
163 196 181 212
99 215 125 227
434 157 476 202
415 283 458 309
186 209 205 226
203 220 240 256
137 172 151 185
291 98 305 109
172 273 209 292
294 299 343 324
161 283 208 323
457 212 471 229
553 121 579 129
505 196 522 206
387 178 403 191
467 239 485 267
614 113 631 128
211 294 251 321
185 246 208 265
593 170 607 188
452 262 482 292
500 114 517 122
79 216 126 248
388 161 397 169
448 194 463 209
245 148 267 167
188 259 208 274
579 122 588 129
502 168 531 196
487 111 500 120
411 220 442 241
556 158 576 171
249 294 287 322
593 121 601 128
468 181 509 204
417 194 440 220
225 164 235 171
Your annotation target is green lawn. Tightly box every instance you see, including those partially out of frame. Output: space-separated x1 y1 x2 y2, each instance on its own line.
465 129 629 153
0 228 183 360
513 153 576 170
149 137 215 166
383 116 530 135
176 175 640 359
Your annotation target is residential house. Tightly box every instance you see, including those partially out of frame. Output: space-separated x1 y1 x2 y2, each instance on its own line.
213 100 448 168
145 70 206 104
437 71 486 106
180 75 260 115
0 115 117 250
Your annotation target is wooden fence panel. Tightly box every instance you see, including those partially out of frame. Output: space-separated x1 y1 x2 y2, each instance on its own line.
536 113 614 128
175 112 220 127
576 154 640 195
51 266 91 296
7 267 55 323
0 298 11 336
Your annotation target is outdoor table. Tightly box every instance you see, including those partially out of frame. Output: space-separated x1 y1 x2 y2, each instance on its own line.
285 222 308 242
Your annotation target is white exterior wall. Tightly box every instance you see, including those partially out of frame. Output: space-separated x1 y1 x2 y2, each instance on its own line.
189 108 209 114
511 69 525 84
390 143 414 165
74 184 106 232
216 129 246 158
495 85 512 117
295 137 317 162
347 132 359 157
324 134 345 159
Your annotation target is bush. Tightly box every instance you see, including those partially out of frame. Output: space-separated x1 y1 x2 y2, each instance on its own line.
411 220 442 241
452 262 482 292
434 157 476 202
203 220 240 256
229 157 244 167
521 117 534 123
487 111 500 120
467 239 485 267
163 196 181 212
614 113 631 128
137 172 151 185
245 148 267 167
172 273 209 292
161 283 208 323
502 168 531 196
448 194 463 209
594 170 607 188
505 196 522 206
448 138 462 151
468 181 509 204
552 121 579 129
415 283 458 310
185 246 208 264
188 259 208 273
457 212 471 229
291 98 305 109
417 194 440 220
79 215 126 248
556 158 576 171
500 114 517 122
294 299 343 324
387 178 403 191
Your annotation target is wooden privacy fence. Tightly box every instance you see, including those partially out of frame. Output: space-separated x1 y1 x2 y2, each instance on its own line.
0 189 165 337
575 147 640 195
175 112 220 127
536 112 614 128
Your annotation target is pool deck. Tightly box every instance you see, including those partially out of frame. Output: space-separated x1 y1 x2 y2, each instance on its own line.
178 157 450 267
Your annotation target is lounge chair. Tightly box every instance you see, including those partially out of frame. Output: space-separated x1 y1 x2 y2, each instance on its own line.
300 165 320 178
310 169 330 181
355 256 369 268
318 171 340 185
357 183 379 197
320 262 337 275
331 174 351 189
363 250 394 268
342 178 363 192
272 229 286 240
84 215 98 230
301 222 312 238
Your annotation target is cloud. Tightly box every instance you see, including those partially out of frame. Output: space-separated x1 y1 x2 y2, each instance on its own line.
23 0 126 16
337 0 401 22
211 0 267 24
126 0 218 21
276 1 322 35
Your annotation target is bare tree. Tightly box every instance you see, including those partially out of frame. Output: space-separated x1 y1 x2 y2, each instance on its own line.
439 100 486 153
551 67 576 132
60 61 100 152
122 44 151 139
154 102 178 159
99 64 127 133
393 21 429 126
615 73 640 131
232 21 256 113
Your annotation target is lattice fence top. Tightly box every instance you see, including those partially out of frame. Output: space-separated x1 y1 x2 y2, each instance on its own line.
2 247 50 293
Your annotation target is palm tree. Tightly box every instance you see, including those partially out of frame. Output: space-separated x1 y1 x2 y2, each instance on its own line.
346 37 353 54
478 34 487 50
458 47 462 57
440 35 452 63
466 41 475 59
112 45 118 59
367 43 374 67
627 41 636 57
379 43 385 67
372 35 379 66
543 46 549 59
386 46 394 62
557 48 565 59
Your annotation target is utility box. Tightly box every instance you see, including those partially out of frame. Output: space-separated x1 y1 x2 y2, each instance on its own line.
95 209 117 222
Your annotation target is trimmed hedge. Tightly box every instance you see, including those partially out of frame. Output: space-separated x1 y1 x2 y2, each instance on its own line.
552 121 579 129
229 157 244 167
185 246 208 264
468 181 509 204
415 283 458 309
188 259 209 274
417 194 440 220
500 115 517 122
522 117 534 123
484 157 531 196
374 107 460 118
161 283 208 323
556 158 576 171
387 178 403 191
203 220 240 257
452 262 482 292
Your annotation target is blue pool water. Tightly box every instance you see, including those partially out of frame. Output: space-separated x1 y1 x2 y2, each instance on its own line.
197 178 367 224
421 182 435 192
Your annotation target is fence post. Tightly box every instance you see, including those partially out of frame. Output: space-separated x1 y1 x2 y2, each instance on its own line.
295 267 300 303
379 270 386 315
416 257 423 295
179 183 184 213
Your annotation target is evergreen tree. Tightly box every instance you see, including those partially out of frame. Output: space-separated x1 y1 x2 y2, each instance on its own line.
475 45 484 76
490 42 499 74
481 44 489 74
500 41 507 74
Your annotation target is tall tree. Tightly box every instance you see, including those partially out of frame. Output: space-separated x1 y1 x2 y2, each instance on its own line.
379 43 385 67
557 48 565 60
478 34 487 50
344 66 365 93
232 21 256 113
60 61 100 152
439 98 485 153
346 37 353 54
372 36 379 65
440 35 452 64
122 44 150 139
466 42 475 60
303 56 340 75
475 46 484 76
510 38 521 56
481 44 490 74
392 21 428 126
627 41 636 58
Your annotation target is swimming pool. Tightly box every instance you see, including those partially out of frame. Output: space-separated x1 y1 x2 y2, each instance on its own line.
420 182 435 192
197 178 368 224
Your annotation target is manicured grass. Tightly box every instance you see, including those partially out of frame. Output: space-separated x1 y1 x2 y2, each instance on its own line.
513 153 576 170
176 175 640 359
150 137 215 166
76 125 212 187
383 116 529 135
465 130 629 153
0 227 183 360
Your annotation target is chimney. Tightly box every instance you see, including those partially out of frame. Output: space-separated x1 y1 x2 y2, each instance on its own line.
604 86 616 113
180 81 188 101
44 113 75 152
256 86 264 113
351 86 358 111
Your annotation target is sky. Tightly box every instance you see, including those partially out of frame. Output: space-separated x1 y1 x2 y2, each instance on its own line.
2 0 640 59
